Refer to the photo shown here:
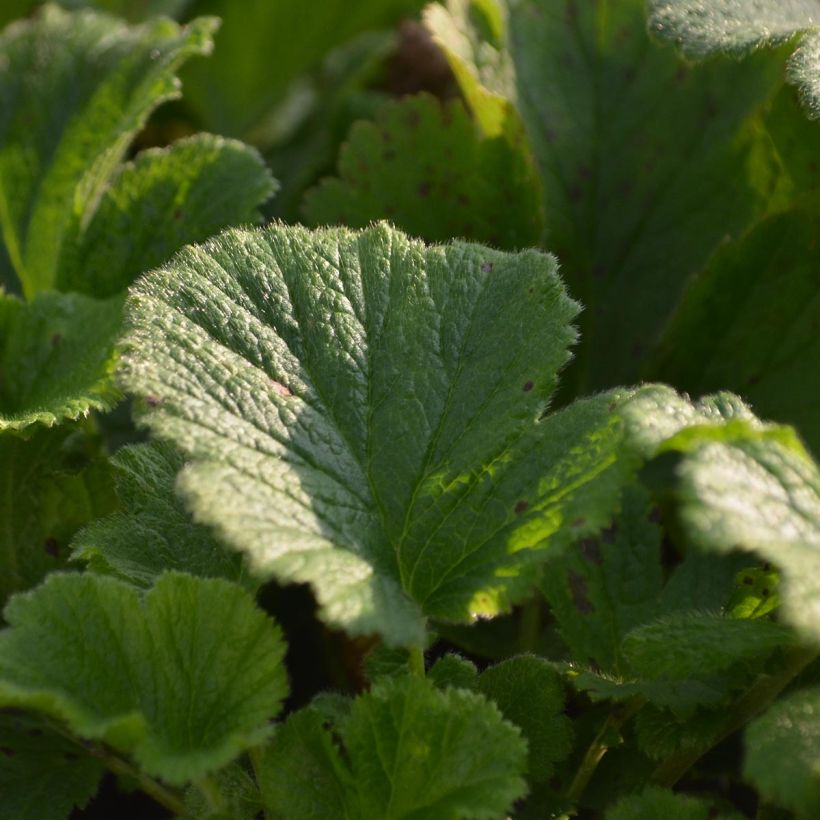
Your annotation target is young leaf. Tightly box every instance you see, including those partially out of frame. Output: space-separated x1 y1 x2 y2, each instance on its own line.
258 675 527 819
304 93 544 249
429 654 479 690
0 572 288 784
71 441 247 588
427 0 784 390
650 195 820 455
0 4 217 297
0 425 116 607
58 134 276 299
120 222 647 645
478 655 573 783
648 0 820 117
0 291 122 432
744 686 820 818
0 711 104 820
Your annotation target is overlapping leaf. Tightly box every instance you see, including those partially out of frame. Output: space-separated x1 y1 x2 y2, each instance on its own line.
606 786 740 820
0 425 116 607
258 676 527 819
427 0 785 391
71 442 247 588
304 93 543 249
648 0 820 117
120 222 656 645
0 572 288 784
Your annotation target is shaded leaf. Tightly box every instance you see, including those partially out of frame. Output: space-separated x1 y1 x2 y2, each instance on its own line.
428 653 479 690
71 441 247 588
0 290 122 432
0 4 217 296
304 93 543 249
259 675 527 819
0 572 288 784
606 785 735 820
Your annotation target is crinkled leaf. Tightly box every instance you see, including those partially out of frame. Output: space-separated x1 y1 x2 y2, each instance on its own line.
0 425 116 607
744 686 820 818
71 441 247 588
0 711 103 820
259 676 527 820
670 431 820 646
121 222 650 645
478 655 573 783
540 483 663 673
304 93 543 249
651 196 820 455
0 4 217 297
182 762 263 820
648 0 820 117
0 572 288 785
0 290 122 432
181 0 424 139
633 704 723 762
58 134 276 298
428 0 784 390
606 786 733 820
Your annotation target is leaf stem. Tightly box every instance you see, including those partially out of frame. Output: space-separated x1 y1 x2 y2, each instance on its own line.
102 754 187 816
651 645 820 788
566 698 643 804
408 645 426 677
195 775 226 814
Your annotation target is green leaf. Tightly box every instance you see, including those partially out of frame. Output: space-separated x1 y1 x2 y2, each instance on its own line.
0 290 122 432
428 0 785 390
120 222 649 645
744 686 820 818
258 675 527 819
0 711 104 820
182 762 263 820
428 654 479 690
671 431 820 646
0 425 116 607
180 0 425 139
59 0 195 21
650 195 820 455
478 655 573 783
0 4 218 297
648 0 820 117
71 442 248 588
606 785 727 820
0 572 288 784
540 483 663 673
633 704 723 762
58 134 276 299
304 93 544 249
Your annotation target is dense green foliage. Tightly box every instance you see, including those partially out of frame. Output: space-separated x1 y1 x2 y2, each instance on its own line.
0 1 818 818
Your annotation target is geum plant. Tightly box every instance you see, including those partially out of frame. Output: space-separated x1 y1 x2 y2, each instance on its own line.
0 1 819 820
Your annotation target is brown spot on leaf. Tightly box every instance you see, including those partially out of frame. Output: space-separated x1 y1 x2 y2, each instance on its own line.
747 373 761 387
601 523 617 544
44 538 59 558
383 149 397 161
0 746 15 757
569 572 594 613
675 66 689 83
480 261 493 273
572 517 587 528
174 209 183 221
514 500 529 515
418 181 431 198
50 333 62 347
742 575 754 586
145 395 161 407
522 380 534 392
579 538 603 565
271 380 293 398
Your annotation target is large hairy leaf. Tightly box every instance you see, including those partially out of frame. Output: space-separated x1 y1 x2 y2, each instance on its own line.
258 676 527 819
120 222 653 645
304 93 544 249
0 425 116 607
427 0 784 391
71 441 247 588
0 572 288 785
0 4 217 297
649 0 820 117
0 291 122 432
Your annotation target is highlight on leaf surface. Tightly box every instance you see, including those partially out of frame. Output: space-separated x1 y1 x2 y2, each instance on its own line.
119 220 663 646
258 675 528 820
0 572 288 785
